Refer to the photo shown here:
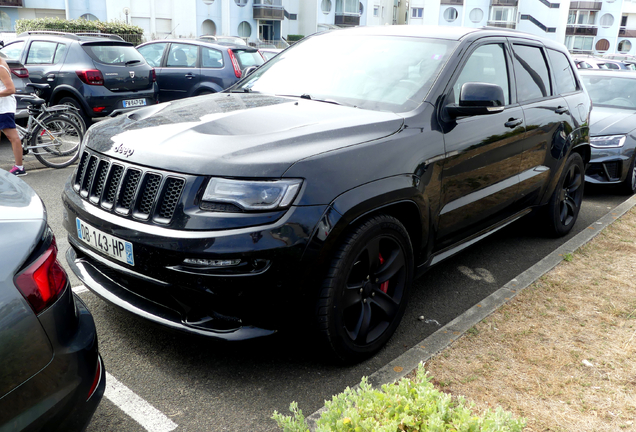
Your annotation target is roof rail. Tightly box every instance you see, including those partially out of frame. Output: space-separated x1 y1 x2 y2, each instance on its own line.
17 30 80 39
75 32 125 41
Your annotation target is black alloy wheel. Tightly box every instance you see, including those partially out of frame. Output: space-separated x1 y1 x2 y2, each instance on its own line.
545 152 584 236
317 215 413 363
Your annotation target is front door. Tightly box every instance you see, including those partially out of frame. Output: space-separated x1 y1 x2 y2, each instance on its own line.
436 40 527 250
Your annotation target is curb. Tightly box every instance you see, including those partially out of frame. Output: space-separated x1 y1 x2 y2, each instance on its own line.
306 194 636 429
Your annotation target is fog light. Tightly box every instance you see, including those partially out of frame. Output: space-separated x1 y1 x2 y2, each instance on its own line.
183 258 241 267
92 106 106 113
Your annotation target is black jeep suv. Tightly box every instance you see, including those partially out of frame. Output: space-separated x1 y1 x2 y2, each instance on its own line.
0 31 158 124
62 26 591 362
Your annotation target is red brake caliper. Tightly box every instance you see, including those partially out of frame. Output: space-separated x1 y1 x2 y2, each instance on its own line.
378 253 389 293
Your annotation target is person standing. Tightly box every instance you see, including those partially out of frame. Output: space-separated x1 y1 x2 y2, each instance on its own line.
0 55 24 176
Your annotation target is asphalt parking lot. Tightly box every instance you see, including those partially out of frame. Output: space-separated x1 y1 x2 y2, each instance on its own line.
1 144 628 431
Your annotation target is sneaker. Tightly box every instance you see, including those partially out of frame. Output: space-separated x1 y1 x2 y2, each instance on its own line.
9 166 27 176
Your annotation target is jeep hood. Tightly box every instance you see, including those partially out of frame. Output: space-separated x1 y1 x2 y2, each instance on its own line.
86 93 404 177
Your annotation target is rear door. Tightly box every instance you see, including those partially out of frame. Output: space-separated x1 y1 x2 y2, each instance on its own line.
509 40 577 206
157 42 201 102
24 40 68 99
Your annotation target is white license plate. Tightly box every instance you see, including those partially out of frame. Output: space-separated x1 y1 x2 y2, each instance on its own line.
123 99 146 108
76 218 134 266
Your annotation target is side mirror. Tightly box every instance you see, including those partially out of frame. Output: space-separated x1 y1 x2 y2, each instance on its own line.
446 82 505 118
241 65 259 78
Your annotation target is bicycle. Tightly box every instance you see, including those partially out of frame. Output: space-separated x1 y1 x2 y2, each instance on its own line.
15 83 85 169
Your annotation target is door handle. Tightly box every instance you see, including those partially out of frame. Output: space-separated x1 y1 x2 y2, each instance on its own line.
185 73 195 79
504 118 523 128
555 106 569 114
46 74 55 82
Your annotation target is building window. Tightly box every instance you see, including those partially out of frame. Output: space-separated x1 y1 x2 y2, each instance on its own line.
621 15 628 27
595 38 610 51
0 11 10 31
201 19 217 36
567 10 596 26
469 8 483 23
564 35 594 51
237 21 251 37
412 7 423 18
234 0 248 6
373 6 379 16
618 39 632 53
490 6 516 23
80 13 99 21
336 0 358 14
444 7 458 22
360 2 364 15
321 0 332 13
599 14 614 28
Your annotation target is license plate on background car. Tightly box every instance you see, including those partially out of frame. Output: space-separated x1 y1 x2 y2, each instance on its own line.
123 99 146 108
76 218 134 266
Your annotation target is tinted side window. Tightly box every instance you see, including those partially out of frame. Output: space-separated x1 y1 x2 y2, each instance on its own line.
26 41 58 65
201 47 224 68
547 49 578 94
0 41 25 60
453 43 510 105
166 43 197 67
512 44 552 102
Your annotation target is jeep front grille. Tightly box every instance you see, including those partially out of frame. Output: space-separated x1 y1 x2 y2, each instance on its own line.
73 149 187 224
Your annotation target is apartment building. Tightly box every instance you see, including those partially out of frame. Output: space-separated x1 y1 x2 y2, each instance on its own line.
407 0 635 54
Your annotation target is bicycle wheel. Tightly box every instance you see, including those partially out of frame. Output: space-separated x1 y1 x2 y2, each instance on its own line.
30 115 83 169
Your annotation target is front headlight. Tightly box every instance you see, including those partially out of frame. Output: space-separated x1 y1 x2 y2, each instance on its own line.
590 135 626 148
201 178 303 211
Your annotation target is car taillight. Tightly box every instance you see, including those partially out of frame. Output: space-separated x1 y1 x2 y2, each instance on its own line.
11 67 29 78
228 49 242 78
14 236 68 314
87 355 103 401
76 69 104 85
150 68 156 82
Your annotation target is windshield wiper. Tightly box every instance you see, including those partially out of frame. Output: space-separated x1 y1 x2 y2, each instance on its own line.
125 60 141 66
278 94 346 106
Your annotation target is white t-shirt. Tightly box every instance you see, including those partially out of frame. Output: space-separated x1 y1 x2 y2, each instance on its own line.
0 65 17 114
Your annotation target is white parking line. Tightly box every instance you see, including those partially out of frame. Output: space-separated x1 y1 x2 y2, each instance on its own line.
105 372 178 432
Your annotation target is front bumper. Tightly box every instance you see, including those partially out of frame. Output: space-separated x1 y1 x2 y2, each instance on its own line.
63 173 328 339
585 145 635 185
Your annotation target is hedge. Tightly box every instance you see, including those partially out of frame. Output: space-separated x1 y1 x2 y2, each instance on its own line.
286 34 304 42
15 18 145 45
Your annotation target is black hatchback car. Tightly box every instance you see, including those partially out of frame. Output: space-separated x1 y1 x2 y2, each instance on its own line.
0 169 104 430
62 26 591 362
136 39 264 102
0 31 158 124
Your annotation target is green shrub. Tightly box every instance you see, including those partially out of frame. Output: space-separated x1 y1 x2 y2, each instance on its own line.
15 18 145 45
272 363 525 432
286 34 304 42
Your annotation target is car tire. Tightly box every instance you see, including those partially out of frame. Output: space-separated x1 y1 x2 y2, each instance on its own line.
621 156 636 195
58 97 90 127
316 215 413 363
543 152 585 237
197 90 214 96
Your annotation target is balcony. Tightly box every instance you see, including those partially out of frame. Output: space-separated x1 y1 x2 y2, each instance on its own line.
569 1 601 10
490 0 518 6
619 27 636 38
487 21 517 29
253 0 284 20
566 25 598 36
0 0 22 5
441 0 463 5
335 14 360 26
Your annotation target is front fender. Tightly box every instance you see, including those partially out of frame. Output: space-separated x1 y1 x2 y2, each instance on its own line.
51 85 90 111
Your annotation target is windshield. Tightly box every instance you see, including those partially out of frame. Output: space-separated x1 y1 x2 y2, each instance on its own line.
581 75 636 109
234 32 457 113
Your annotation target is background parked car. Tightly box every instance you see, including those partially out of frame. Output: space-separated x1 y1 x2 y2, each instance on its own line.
199 35 248 46
0 50 33 120
136 38 264 102
579 69 636 194
0 31 158 125
260 47 282 61
0 169 105 430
